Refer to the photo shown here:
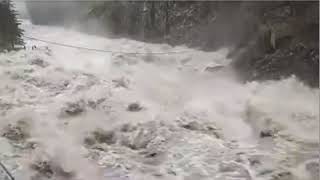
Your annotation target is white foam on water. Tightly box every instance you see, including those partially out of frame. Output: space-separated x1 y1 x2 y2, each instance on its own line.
0 20 318 180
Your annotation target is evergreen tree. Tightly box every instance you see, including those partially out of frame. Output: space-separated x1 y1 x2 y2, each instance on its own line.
0 0 24 51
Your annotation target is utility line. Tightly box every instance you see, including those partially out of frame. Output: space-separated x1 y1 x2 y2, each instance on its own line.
23 35 192 55
0 161 15 180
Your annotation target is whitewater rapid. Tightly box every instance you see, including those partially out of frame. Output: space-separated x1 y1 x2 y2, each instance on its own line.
0 21 318 180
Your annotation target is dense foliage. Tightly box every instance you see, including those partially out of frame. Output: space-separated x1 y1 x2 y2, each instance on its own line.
88 1 174 40
0 0 24 51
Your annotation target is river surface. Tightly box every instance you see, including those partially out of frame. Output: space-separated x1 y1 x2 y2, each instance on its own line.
0 20 318 180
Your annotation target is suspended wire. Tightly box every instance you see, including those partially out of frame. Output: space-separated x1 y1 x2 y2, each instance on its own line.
0 161 15 180
23 35 192 55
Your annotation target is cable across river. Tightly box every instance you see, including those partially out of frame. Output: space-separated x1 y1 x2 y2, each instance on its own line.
24 35 193 55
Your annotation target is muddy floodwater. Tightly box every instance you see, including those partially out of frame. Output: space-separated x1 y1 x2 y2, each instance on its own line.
0 20 318 180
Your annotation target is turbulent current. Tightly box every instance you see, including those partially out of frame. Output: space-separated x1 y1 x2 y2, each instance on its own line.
0 21 318 180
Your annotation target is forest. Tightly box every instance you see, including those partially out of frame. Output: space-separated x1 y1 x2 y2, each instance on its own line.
0 0 24 51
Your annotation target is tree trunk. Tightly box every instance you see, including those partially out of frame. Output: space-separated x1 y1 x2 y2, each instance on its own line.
165 1 170 36
150 2 155 30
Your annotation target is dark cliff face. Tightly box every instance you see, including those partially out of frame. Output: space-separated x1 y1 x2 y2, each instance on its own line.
230 1 319 88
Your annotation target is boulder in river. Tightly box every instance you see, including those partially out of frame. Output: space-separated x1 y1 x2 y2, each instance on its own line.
204 65 224 73
260 130 273 138
127 102 143 112
30 58 49 68
84 128 116 147
30 160 75 180
2 121 30 143
270 170 293 180
60 101 86 117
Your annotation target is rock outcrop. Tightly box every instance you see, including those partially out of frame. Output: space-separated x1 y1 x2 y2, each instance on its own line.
231 2 319 87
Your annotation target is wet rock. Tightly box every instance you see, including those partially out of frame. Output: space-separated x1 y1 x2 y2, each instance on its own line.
167 169 177 176
120 123 137 133
152 172 163 177
91 129 116 145
139 149 160 158
204 65 224 73
30 58 49 68
83 136 96 147
145 152 158 158
219 162 252 180
112 77 129 88
258 169 274 176
25 141 38 150
270 171 293 180
87 98 106 109
140 149 165 166
181 121 221 138
231 2 319 88
30 161 54 178
63 81 69 87
121 127 153 150
61 101 85 117
206 126 222 139
30 160 75 180
233 43 319 87
2 121 30 143
181 121 201 131
248 157 261 166
26 77 50 88
260 130 273 138
127 102 143 112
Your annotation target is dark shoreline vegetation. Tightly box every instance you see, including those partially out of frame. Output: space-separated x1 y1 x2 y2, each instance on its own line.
0 0 24 51
5 1 320 87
